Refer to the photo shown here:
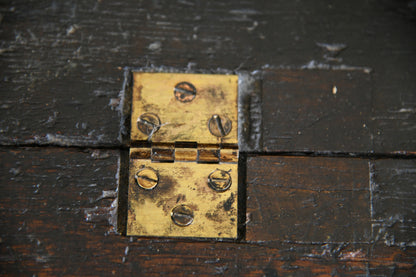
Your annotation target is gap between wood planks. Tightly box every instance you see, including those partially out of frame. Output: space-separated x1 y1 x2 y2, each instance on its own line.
2 66 415 245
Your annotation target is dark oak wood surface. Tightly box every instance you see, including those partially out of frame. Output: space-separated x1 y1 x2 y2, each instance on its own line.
246 156 416 248
260 68 416 154
1 0 415 153
1 148 415 276
246 156 371 243
1 0 415 275
371 159 416 247
261 70 373 153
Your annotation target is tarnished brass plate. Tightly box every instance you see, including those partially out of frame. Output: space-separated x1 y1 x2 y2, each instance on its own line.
130 72 238 144
127 72 239 239
127 158 238 238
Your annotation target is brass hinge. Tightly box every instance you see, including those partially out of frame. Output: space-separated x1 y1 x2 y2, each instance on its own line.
127 72 239 239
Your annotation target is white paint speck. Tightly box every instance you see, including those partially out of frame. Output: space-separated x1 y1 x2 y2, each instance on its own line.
66 25 79 36
148 41 162 51
316 42 347 52
397 108 415 113
332 85 337 95
108 98 120 110
247 21 258 32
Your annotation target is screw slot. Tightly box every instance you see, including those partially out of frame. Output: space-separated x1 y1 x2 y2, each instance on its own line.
208 169 232 192
135 167 159 190
171 204 194 226
208 114 232 137
174 82 197 102
137 113 161 136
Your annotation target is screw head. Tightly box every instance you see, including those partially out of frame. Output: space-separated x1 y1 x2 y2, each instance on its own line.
137 113 161 136
174 82 197 102
171 204 194 227
208 114 232 137
208 169 232 192
135 167 159 190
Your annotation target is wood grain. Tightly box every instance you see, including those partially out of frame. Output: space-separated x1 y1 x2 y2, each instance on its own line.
1 1 415 153
246 156 371 243
260 68 416 154
0 147 120 275
246 156 416 248
261 70 372 153
1 148 415 276
370 159 416 247
1 0 415 275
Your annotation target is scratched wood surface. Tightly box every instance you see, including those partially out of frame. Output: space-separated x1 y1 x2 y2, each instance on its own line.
1 0 416 276
260 68 416 154
260 70 373 153
246 156 372 243
0 0 415 152
1 148 415 276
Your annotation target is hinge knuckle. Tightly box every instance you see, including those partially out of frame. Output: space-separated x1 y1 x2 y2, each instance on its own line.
151 144 175 162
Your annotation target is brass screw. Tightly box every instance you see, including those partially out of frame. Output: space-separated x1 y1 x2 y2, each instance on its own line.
171 204 194 227
137 113 161 136
208 114 232 137
208 169 232 192
135 167 159 190
174 82 197 102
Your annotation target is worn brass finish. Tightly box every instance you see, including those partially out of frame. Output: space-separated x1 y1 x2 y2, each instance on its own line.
174 82 197 103
130 146 238 163
208 114 232 137
127 72 239 239
131 72 238 144
127 158 238 238
171 204 194 226
136 113 161 136
135 167 159 190
208 169 232 192
175 147 198 161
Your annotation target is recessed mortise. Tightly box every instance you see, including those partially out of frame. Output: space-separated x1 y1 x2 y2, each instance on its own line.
171 204 194 226
137 113 161 136
208 114 232 137
174 82 197 102
135 167 159 190
208 169 232 192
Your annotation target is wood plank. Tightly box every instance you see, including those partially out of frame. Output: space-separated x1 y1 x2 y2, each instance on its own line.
260 68 416 154
246 155 416 249
0 147 120 274
369 242 416 276
261 69 372 153
372 87 416 153
2 148 415 275
370 159 416 247
246 156 371 243
1 148 415 276
1 1 415 152
1 0 415 275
